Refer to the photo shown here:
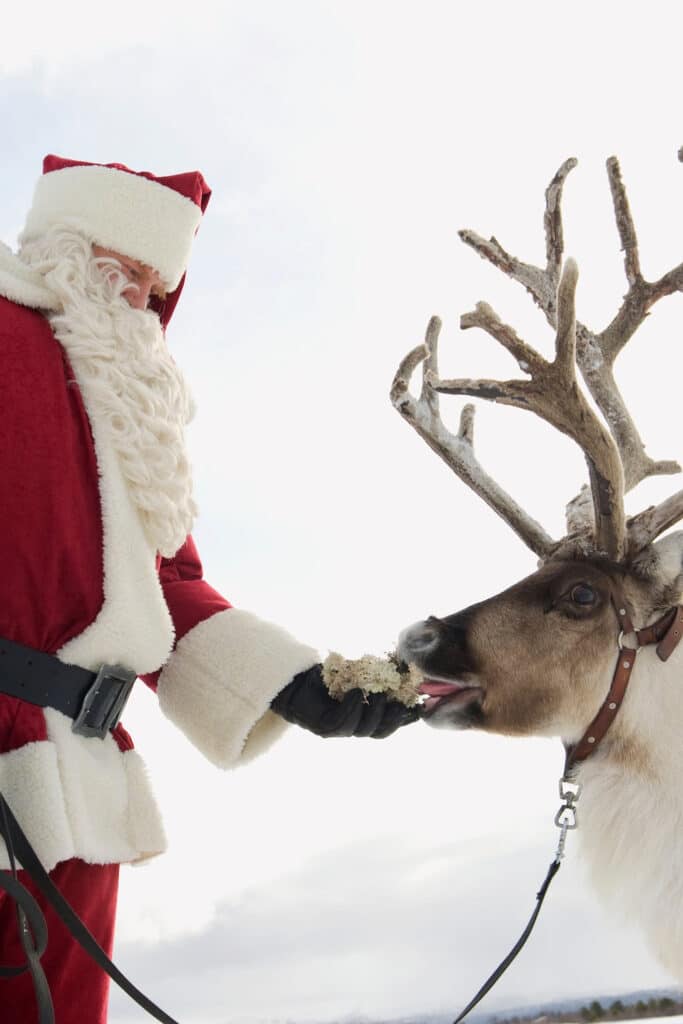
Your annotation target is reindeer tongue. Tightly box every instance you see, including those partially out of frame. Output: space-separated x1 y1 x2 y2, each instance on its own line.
420 680 465 696
419 679 472 714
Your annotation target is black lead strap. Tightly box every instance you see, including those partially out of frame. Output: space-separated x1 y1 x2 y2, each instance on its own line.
452 856 562 1024
452 776 579 1024
0 793 180 1024
0 796 54 1024
0 778 574 1024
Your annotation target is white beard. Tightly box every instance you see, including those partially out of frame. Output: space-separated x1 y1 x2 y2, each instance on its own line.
19 227 197 558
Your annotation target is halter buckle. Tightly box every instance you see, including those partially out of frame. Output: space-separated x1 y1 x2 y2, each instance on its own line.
618 629 640 652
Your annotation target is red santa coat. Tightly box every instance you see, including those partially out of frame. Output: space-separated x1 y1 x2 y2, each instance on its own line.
0 244 319 871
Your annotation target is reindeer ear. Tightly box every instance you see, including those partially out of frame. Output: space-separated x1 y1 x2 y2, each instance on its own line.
632 532 683 593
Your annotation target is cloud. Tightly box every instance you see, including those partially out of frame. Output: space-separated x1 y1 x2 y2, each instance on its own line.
108 831 672 1024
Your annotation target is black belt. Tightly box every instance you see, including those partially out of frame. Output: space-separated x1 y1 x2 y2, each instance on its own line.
0 637 136 740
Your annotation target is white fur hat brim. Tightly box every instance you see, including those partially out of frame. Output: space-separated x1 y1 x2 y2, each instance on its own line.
20 165 203 291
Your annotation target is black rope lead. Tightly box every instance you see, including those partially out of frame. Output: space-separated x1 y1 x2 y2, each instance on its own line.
452 857 562 1024
452 775 580 1024
0 793 55 1024
0 793 180 1024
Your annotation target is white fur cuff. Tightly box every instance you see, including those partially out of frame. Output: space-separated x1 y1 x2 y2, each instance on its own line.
157 609 319 768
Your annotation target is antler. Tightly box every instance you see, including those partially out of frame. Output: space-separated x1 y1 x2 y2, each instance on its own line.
390 318 557 559
458 154 682 553
581 158 681 490
431 260 627 560
627 490 683 555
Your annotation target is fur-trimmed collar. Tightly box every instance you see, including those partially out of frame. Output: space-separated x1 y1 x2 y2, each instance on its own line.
0 242 60 311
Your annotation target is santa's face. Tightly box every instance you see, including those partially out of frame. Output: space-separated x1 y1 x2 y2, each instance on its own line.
91 245 166 310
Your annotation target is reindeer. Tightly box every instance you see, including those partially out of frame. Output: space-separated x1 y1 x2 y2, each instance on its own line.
392 154 683 980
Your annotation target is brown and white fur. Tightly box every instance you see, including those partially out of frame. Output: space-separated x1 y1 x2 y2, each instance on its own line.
399 532 683 979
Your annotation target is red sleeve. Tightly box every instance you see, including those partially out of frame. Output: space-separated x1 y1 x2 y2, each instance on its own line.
148 538 319 768
140 536 232 690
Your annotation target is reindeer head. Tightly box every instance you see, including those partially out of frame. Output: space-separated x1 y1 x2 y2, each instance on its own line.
393 156 683 750
399 539 683 743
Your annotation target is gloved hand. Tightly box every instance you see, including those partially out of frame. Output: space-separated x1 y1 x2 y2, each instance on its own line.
271 665 423 739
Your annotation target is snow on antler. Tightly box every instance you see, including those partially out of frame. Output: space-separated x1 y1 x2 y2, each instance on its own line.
459 157 682 493
432 260 626 559
392 154 683 562
390 316 556 560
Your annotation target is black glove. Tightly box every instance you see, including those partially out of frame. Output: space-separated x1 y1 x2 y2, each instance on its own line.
271 664 423 739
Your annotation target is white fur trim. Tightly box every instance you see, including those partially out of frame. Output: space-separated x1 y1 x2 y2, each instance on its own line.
575 627 683 979
22 166 202 290
0 397 178 873
0 242 59 310
0 254 175 872
240 709 290 764
157 609 319 768
58 425 175 675
0 713 167 871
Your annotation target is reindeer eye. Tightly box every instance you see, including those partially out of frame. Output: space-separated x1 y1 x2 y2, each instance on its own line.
571 584 596 606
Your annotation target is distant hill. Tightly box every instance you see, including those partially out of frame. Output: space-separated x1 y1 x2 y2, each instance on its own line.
488 989 683 1024
286 987 683 1024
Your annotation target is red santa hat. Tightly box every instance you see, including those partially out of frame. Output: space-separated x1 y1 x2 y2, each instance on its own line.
20 155 212 299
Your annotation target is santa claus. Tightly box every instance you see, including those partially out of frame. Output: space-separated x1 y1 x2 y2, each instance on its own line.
0 155 422 1023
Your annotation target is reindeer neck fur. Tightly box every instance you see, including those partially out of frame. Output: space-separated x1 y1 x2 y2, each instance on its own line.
570 555 683 979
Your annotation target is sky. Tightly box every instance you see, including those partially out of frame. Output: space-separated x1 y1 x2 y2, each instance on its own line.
2 2 682 1021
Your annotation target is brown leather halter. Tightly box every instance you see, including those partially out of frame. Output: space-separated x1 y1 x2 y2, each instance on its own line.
564 594 683 772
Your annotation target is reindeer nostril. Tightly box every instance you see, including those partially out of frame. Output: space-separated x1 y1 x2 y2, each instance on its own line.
398 621 441 658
